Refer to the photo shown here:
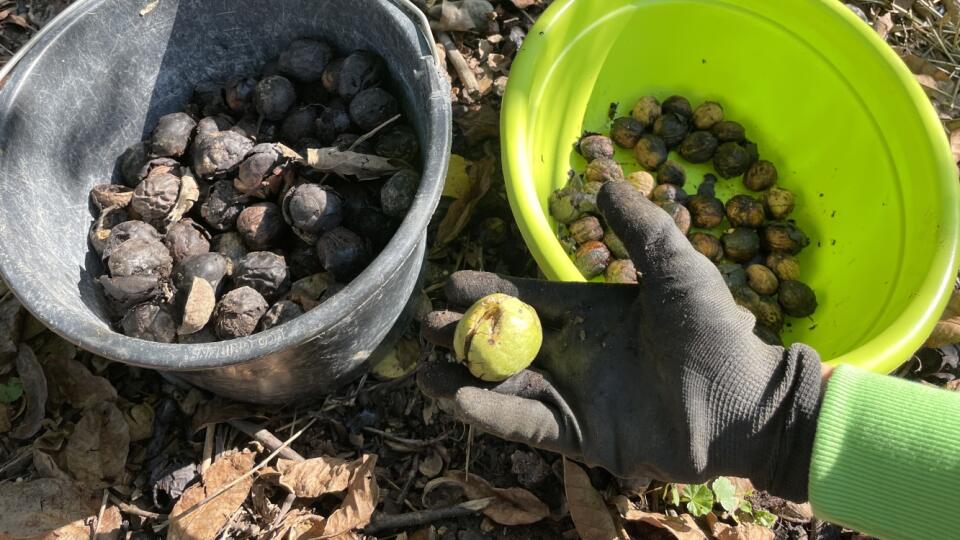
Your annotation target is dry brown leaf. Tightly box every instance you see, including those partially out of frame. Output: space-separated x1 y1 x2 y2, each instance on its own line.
900 53 951 82
317 454 379 539
31 506 122 540
33 450 69 481
436 155 497 244
304 148 403 180
64 402 130 488
275 455 362 498
168 450 256 540
712 522 774 540
0 478 104 539
564 459 622 540
511 0 542 8
40 353 117 410
445 470 549 526
621 509 708 540
11 345 47 440
925 289 960 348
873 13 893 40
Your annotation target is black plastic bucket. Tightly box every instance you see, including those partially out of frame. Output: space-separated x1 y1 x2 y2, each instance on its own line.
0 0 451 404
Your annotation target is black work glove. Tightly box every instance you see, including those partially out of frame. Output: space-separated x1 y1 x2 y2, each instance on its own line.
419 181 824 502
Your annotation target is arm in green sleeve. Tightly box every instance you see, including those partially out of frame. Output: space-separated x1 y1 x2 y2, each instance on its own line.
809 365 960 540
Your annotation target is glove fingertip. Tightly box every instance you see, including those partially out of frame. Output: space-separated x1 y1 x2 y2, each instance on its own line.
421 310 462 349
417 361 475 401
445 271 520 308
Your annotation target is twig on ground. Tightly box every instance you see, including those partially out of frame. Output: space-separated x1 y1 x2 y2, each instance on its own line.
228 419 306 462
396 455 420 505
362 427 449 448
363 498 494 535
438 31 480 98
201 423 215 474
92 489 109 539
109 495 167 521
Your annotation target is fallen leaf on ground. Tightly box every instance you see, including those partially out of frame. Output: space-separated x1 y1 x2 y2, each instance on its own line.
283 454 379 539
0 477 106 539
431 0 495 32
64 401 130 488
901 53 951 81
925 290 960 348
315 454 379 538
41 353 117 410
454 105 500 145
621 509 708 540
444 470 549 526
273 455 364 498
873 12 893 40
167 450 256 540
442 154 471 199
303 148 403 180
33 450 70 480
511 0 542 7
11 345 47 439
712 522 774 540
564 459 621 540
436 154 497 244
0 293 22 365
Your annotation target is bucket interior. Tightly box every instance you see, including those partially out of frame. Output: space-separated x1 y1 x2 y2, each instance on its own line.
0 0 441 365
503 0 958 370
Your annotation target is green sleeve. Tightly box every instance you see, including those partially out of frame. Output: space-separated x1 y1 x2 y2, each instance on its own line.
809 364 960 540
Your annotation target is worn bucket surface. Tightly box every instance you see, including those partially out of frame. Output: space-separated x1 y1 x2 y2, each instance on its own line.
0 0 450 403
502 0 959 372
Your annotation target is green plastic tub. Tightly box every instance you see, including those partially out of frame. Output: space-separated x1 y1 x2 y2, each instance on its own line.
501 0 960 372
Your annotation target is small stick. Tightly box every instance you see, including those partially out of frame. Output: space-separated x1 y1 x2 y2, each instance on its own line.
109 495 166 521
200 423 216 474
154 417 318 533
437 31 480 98
363 498 494 534
92 489 109 539
396 456 420 505
464 425 474 481
362 427 448 448
228 419 306 462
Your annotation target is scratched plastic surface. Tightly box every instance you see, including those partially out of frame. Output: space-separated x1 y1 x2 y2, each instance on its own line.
0 0 451 403
501 0 960 373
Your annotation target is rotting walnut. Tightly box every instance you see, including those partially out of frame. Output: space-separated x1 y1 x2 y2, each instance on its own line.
233 251 291 302
213 286 269 340
237 202 286 251
579 134 615 162
316 227 369 281
282 183 344 243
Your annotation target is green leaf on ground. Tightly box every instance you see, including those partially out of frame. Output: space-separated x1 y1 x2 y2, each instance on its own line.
753 509 778 528
712 477 739 513
0 377 23 403
680 483 714 517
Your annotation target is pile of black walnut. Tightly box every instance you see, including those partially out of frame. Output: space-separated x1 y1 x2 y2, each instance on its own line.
549 95 817 345
88 39 421 344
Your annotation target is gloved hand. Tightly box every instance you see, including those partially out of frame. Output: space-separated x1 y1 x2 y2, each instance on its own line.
418 181 824 502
